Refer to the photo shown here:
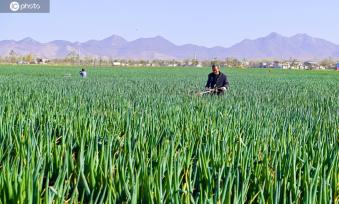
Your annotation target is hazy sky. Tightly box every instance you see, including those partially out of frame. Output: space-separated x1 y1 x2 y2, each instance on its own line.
1 0 339 47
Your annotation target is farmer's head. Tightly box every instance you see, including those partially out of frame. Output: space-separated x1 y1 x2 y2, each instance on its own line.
212 64 220 74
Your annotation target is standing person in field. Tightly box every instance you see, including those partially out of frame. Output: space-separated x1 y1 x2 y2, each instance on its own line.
80 68 87 78
205 64 229 95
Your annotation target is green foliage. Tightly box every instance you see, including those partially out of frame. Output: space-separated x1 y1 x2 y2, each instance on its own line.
0 65 338 203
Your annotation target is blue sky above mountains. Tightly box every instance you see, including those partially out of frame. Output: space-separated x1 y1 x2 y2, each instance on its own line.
1 0 339 47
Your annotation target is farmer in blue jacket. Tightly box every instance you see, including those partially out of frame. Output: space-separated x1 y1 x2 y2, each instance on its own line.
80 68 87 78
205 65 229 95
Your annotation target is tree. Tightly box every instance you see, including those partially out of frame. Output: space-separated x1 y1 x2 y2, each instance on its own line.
83 56 93 66
66 51 78 65
99 57 102 67
139 60 147 66
191 59 199 66
23 54 33 63
224 57 241 68
319 58 335 69
9 50 17 64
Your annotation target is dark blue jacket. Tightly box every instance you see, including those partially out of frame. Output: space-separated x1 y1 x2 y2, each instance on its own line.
205 72 229 89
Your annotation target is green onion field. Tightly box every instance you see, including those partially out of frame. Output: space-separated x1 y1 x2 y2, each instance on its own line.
0 65 338 203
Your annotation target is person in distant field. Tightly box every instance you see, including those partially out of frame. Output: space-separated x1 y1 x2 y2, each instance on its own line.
80 68 87 78
205 65 229 95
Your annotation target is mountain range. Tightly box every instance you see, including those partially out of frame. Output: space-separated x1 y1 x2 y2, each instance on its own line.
1 32 339 60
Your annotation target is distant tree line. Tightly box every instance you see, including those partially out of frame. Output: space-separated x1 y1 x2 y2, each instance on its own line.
0 50 338 70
